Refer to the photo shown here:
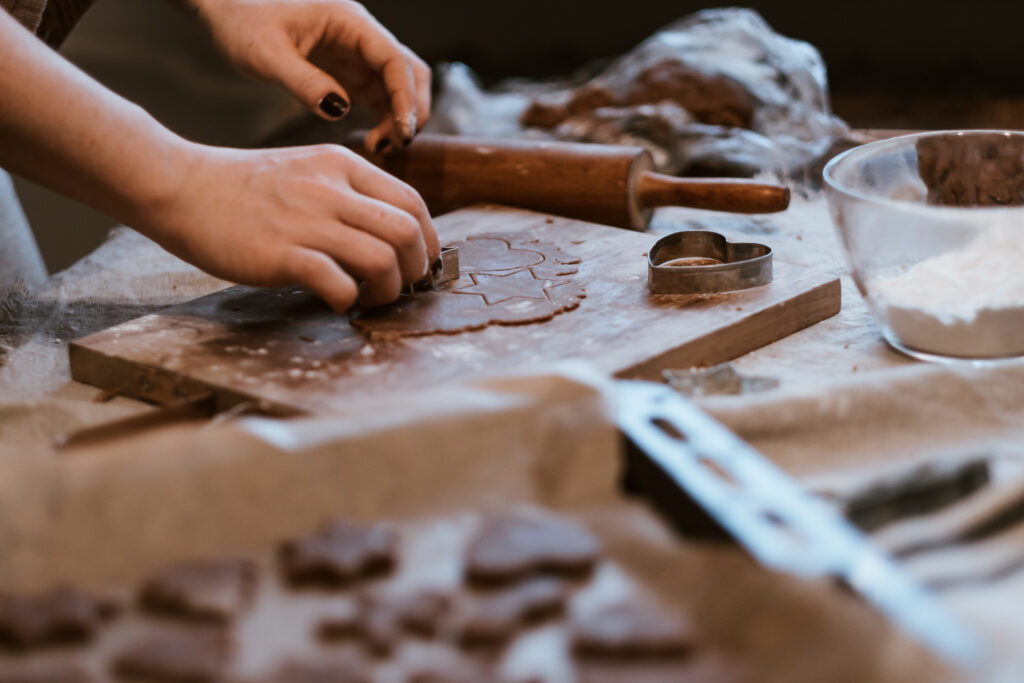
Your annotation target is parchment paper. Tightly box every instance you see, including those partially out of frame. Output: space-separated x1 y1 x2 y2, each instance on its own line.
0 363 953 683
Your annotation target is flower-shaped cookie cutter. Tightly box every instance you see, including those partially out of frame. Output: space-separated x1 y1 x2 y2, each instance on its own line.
648 231 772 294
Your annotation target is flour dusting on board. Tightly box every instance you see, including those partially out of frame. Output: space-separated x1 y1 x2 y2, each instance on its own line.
868 218 1024 357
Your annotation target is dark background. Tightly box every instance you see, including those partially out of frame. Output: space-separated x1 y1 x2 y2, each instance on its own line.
15 1 1024 272
369 1 1024 97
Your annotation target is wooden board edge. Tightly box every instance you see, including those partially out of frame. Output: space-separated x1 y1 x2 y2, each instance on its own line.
614 277 843 380
68 342 299 415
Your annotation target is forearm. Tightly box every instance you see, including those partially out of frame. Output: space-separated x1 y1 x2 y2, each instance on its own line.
0 4 436 313
0 10 194 228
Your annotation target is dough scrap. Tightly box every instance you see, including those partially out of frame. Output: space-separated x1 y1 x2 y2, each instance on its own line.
351 235 585 338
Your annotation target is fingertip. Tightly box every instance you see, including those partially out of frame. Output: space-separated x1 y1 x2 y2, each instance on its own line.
387 128 404 151
366 121 396 155
427 227 441 264
317 92 351 121
364 129 378 153
356 284 400 309
325 286 359 314
274 51 351 122
365 131 391 154
290 248 358 313
395 112 417 146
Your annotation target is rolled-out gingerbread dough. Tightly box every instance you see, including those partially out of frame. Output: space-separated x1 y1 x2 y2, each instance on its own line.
351 235 586 338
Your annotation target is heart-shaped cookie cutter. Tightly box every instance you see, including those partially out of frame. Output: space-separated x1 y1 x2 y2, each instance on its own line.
648 231 772 294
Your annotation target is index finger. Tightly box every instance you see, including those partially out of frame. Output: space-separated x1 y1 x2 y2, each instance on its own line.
338 4 418 142
343 151 440 263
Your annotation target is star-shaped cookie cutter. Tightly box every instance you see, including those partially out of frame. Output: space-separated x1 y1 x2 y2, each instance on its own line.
406 245 460 294
648 230 772 294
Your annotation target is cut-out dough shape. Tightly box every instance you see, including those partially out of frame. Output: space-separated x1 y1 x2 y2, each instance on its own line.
453 269 556 306
351 235 585 338
455 237 546 272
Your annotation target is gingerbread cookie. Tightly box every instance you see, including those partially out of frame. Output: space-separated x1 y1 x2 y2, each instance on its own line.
465 513 601 586
139 558 258 624
351 236 585 338
572 603 694 659
394 589 451 638
0 587 118 651
279 520 397 588
318 589 451 656
353 594 402 657
316 601 362 642
457 577 572 647
112 628 231 682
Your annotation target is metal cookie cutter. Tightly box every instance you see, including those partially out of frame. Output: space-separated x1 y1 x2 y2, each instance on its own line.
648 231 772 294
407 245 460 293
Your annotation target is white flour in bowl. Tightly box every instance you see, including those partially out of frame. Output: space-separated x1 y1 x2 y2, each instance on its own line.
867 220 1024 358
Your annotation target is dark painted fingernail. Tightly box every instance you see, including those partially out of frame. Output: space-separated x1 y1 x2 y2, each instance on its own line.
373 138 391 154
318 92 349 120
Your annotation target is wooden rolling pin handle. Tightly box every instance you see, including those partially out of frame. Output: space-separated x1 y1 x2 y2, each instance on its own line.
635 172 791 214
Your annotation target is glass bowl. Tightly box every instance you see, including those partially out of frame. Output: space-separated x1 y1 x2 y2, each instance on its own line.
823 130 1024 364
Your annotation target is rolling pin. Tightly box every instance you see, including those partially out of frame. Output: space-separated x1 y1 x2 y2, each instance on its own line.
352 133 790 230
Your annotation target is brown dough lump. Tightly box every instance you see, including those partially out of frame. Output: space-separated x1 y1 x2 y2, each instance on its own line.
626 59 753 128
917 133 1024 206
521 59 753 131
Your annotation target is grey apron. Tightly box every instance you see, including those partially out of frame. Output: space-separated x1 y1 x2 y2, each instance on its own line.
0 171 46 291
2 0 96 47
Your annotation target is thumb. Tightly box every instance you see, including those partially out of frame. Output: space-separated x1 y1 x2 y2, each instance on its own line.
271 50 352 121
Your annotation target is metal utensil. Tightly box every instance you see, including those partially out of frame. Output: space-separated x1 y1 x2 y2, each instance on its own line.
648 231 772 294
615 380 980 668
405 245 460 295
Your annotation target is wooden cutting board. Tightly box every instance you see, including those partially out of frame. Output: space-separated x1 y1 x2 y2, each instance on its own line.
69 205 840 414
